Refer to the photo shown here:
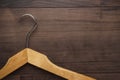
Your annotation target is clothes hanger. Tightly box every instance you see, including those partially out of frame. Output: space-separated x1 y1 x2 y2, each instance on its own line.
0 14 96 80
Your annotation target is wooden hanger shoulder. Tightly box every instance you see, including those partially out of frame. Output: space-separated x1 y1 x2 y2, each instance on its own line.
0 48 28 79
0 48 96 80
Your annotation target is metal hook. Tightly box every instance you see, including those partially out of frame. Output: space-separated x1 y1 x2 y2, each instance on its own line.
20 14 38 48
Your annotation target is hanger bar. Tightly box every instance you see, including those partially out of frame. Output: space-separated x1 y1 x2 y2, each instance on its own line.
20 14 38 48
0 48 96 80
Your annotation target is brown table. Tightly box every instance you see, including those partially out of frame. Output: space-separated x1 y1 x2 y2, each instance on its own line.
0 0 120 80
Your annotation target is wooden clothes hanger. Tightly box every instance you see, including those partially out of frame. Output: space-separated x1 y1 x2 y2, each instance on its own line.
0 14 96 80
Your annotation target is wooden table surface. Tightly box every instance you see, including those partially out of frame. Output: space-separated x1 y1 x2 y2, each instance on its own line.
0 0 120 80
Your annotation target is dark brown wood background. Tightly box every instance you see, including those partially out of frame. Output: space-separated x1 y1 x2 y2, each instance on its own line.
0 0 120 80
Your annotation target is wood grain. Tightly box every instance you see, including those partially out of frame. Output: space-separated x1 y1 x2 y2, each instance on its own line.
0 48 95 80
101 0 120 6
0 0 100 8
0 4 120 80
0 0 120 8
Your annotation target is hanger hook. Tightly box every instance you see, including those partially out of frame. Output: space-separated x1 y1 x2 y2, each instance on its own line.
20 14 38 48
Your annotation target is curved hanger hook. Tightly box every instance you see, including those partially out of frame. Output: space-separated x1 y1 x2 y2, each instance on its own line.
20 14 38 48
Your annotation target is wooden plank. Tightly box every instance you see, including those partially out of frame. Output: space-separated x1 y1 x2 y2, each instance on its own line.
1 0 120 8
0 21 120 32
0 8 120 22
3 73 120 80
0 0 100 8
